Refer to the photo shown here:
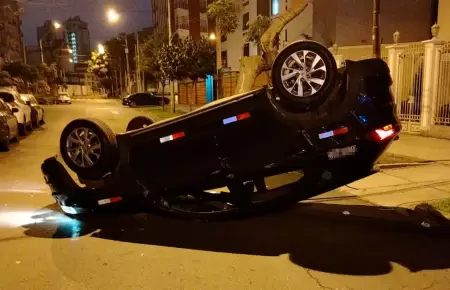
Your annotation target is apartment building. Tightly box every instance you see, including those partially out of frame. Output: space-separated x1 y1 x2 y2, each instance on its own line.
0 0 24 62
152 0 213 40
64 16 91 64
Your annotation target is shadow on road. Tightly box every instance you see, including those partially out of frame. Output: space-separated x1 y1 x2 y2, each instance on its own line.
22 202 450 276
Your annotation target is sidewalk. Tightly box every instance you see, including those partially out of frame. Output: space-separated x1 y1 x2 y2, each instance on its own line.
387 133 450 161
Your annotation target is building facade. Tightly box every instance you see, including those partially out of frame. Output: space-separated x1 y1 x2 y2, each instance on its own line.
152 0 212 40
313 0 438 47
0 0 24 62
64 16 91 64
222 0 437 71
438 0 450 41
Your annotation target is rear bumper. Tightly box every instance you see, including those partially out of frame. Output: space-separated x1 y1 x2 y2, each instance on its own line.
41 157 140 215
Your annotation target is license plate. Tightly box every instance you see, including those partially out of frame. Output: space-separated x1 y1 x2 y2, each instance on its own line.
327 145 357 160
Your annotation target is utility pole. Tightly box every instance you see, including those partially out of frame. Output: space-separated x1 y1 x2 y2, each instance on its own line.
168 0 175 113
124 35 131 94
372 0 381 58
135 31 141 92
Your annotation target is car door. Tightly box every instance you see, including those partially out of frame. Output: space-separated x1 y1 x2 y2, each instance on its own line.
0 100 17 135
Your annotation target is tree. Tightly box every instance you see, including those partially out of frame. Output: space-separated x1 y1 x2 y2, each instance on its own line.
207 0 240 68
235 0 312 94
3 62 40 85
36 63 58 96
158 34 188 110
140 32 168 110
88 49 113 93
184 37 215 109
0 71 13 87
244 15 272 51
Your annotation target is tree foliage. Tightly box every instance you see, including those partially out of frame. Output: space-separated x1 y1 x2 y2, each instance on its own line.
206 0 240 37
244 15 272 49
88 50 111 78
158 34 188 82
140 32 168 83
185 37 216 84
3 61 40 83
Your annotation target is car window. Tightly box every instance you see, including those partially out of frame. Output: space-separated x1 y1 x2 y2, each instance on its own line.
0 92 15 103
29 95 38 104
15 93 27 105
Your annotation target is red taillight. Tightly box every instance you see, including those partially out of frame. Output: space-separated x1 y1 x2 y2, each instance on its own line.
370 124 396 141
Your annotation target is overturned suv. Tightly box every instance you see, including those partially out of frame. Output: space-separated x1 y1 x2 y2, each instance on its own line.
42 41 401 219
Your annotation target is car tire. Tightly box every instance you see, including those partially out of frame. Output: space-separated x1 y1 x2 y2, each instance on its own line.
32 111 40 128
269 41 356 129
19 117 29 136
126 116 155 131
271 40 338 112
13 125 20 143
129 101 137 108
60 118 119 180
0 128 10 152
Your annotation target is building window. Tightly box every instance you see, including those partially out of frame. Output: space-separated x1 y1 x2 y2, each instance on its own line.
272 0 280 15
243 12 249 31
200 19 208 33
221 50 228 68
243 43 250 57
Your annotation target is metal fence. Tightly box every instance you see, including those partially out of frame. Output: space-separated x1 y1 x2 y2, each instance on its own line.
435 42 450 126
394 43 425 132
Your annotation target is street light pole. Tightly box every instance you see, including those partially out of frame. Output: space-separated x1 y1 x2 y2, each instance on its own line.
168 0 175 112
39 38 44 63
124 36 131 94
372 0 381 58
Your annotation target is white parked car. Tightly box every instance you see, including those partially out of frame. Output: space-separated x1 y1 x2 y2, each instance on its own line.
0 88 32 135
56 93 72 104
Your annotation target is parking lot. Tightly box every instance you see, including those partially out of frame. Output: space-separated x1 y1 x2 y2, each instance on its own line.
0 100 449 290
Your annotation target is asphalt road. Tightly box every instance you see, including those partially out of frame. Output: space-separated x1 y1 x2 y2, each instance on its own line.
0 100 449 290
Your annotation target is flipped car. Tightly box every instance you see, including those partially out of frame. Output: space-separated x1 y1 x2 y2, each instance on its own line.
42 41 401 219
122 92 170 107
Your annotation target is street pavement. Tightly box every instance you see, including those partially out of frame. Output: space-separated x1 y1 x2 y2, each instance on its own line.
0 100 450 290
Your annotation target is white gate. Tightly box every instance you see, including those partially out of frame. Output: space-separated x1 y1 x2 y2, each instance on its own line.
395 43 425 132
434 42 450 126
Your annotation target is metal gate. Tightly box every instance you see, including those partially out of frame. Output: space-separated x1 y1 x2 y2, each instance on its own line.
395 43 425 132
434 42 450 126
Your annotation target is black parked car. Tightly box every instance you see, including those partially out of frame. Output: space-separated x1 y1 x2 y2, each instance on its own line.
0 99 20 151
122 92 170 107
42 41 401 219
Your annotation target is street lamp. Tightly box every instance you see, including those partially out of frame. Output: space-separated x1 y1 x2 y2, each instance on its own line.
209 33 216 40
107 8 120 23
98 44 105 54
39 21 62 64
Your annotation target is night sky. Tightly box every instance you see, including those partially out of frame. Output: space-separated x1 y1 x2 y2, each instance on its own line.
21 0 153 47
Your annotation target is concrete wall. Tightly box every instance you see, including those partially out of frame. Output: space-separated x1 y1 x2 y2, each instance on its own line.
439 0 450 41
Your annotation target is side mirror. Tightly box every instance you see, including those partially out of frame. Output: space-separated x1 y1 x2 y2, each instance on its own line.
26 100 31 106
11 108 19 113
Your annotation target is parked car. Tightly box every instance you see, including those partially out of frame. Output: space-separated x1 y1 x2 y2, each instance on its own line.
42 41 401 219
0 88 32 136
0 98 20 151
122 92 170 107
35 95 55 105
56 93 72 104
20 93 45 127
